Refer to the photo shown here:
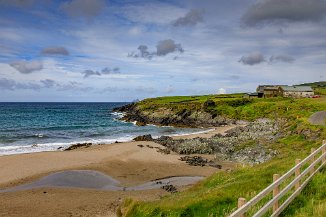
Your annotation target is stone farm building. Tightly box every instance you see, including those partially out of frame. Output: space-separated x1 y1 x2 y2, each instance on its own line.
280 86 314 98
243 92 259 99
256 85 287 98
244 85 314 98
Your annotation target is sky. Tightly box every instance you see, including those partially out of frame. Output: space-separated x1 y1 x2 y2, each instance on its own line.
0 0 325 102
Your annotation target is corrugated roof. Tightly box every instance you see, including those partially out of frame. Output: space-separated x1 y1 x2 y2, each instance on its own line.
264 87 279 90
246 92 258 96
257 85 288 92
281 86 313 92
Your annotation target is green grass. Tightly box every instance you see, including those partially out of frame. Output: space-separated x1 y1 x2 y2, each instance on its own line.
123 95 326 217
138 94 326 122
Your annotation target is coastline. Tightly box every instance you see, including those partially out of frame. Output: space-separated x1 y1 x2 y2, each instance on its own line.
0 125 236 189
0 125 236 217
0 122 218 157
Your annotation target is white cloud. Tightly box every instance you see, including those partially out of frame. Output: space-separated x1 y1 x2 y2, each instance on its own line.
128 26 143 36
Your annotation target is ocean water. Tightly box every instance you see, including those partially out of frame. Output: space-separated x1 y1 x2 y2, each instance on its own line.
0 102 207 156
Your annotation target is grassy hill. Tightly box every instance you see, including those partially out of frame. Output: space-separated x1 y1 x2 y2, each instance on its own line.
121 94 326 217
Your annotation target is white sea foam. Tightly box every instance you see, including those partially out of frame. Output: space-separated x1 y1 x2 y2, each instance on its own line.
0 136 136 156
111 112 126 119
0 126 214 156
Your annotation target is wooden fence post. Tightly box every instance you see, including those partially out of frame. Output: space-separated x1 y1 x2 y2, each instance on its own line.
273 174 281 213
238 198 246 217
323 140 326 164
310 148 316 176
295 159 301 190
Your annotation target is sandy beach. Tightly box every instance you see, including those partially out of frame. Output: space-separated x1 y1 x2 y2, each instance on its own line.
0 125 236 217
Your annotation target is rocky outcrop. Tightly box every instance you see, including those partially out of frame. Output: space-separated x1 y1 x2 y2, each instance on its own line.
113 103 235 128
179 156 222 168
133 134 153 141
114 103 280 165
153 119 279 165
64 143 92 151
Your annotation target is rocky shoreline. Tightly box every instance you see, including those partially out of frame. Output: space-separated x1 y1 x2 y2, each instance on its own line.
113 103 237 128
113 103 282 165
132 119 280 165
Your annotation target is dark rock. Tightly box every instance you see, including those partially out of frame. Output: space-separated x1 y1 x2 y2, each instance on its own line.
176 109 192 119
202 100 216 110
146 145 154 149
213 133 223 138
161 184 177 193
137 144 144 148
208 161 222 169
153 136 173 146
179 156 208 167
133 134 153 141
64 143 92 151
156 148 171 155
136 121 146 126
112 103 136 112
57 146 63 150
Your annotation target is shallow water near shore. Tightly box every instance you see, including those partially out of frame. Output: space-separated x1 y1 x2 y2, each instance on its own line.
0 102 208 156
0 170 204 193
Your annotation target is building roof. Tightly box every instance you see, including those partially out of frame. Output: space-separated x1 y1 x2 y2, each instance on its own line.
245 92 259 96
264 86 280 91
257 85 288 92
281 86 313 92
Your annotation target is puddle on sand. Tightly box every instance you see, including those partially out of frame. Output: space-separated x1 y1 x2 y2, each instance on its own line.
0 170 204 193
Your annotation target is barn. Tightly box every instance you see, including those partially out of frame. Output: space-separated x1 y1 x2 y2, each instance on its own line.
279 86 314 98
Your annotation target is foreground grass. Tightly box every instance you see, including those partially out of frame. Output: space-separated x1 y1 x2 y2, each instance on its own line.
124 146 325 217
123 94 326 217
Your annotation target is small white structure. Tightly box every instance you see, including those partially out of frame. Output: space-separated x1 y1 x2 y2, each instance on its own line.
217 88 226 94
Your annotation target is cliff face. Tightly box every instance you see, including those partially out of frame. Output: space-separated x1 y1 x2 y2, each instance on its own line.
113 103 236 128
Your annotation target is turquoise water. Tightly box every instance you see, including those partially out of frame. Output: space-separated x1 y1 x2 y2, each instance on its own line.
0 102 206 155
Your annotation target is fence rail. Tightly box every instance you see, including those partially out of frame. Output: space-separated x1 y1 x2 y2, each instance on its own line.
229 141 326 217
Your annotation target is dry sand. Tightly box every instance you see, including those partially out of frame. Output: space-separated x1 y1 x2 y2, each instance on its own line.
0 125 236 217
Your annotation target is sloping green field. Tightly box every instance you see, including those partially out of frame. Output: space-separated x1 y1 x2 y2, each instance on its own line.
122 94 326 217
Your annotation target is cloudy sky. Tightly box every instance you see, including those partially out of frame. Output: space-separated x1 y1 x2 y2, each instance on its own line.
0 0 325 102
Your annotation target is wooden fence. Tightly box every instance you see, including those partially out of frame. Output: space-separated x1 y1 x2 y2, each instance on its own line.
229 141 326 217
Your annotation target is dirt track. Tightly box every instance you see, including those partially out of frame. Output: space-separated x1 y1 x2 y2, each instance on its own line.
309 111 326 126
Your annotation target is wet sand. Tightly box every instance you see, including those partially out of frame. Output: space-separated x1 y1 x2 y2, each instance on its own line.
0 125 236 217
0 170 204 193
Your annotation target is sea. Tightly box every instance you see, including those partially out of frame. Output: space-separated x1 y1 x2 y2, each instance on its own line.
0 102 208 156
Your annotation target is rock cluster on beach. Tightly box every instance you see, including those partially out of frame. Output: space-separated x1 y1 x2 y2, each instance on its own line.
133 134 153 141
151 119 279 165
179 156 222 168
64 143 92 151
161 184 177 193
115 102 280 165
